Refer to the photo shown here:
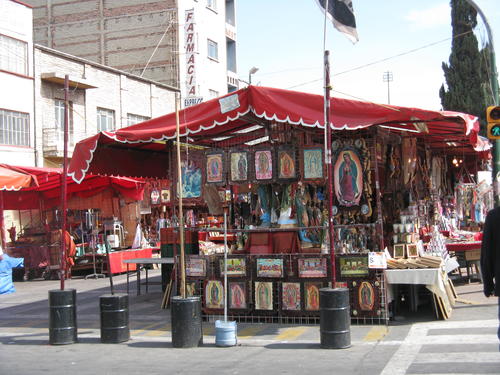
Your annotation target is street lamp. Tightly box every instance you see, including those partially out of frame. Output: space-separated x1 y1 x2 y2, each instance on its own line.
382 71 393 105
249 67 259 85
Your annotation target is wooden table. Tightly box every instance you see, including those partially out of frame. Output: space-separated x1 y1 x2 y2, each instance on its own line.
445 241 482 283
123 257 174 295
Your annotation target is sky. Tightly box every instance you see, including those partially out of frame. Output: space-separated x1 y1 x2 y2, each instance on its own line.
235 0 500 111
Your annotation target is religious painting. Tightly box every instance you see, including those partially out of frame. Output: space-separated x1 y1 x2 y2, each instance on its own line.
298 257 328 278
304 282 322 311
406 244 418 258
393 244 406 259
185 256 206 277
349 279 381 318
160 189 170 203
205 280 224 309
303 147 323 180
229 150 249 183
358 281 375 311
333 148 363 207
282 282 301 311
338 255 369 278
220 257 246 277
256 258 284 278
206 151 225 184
254 149 273 181
228 282 247 310
277 147 296 180
254 281 273 310
150 188 160 205
179 158 202 199
186 281 198 297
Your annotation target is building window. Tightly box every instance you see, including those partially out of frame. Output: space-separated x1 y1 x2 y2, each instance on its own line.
207 0 217 11
97 107 115 132
54 99 74 141
127 113 150 126
209 89 219 98
208 39 218 61
0 109 29 146
0 34 28 76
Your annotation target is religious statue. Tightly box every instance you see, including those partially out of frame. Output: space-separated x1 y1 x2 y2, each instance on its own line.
277 184 296 227
294 183 312 247
257 184 271 227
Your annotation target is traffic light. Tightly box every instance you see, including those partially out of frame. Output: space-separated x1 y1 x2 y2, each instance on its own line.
487 105 500 140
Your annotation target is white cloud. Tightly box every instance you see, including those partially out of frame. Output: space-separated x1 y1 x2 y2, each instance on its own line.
405 3 450 30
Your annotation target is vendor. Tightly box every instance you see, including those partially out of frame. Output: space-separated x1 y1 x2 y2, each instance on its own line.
0 246 24 294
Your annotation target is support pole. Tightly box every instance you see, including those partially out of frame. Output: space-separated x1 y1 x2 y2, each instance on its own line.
0 191 5 249
175 93 186 299
324 51 337 287
60 75 69 291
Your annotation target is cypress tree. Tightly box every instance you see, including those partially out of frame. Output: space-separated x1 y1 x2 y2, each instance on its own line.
439 0 493 133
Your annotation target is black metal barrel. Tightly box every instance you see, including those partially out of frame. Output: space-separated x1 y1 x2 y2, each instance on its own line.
171 296 203 348
100 293 130 343
319 287 351 349
48 289 77 345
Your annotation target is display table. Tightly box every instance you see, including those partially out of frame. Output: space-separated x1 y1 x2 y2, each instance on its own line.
244 230 300 254
123 257 174 295
445 241 482 283
106 248 155 274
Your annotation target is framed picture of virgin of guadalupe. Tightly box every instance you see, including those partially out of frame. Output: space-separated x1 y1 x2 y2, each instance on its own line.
333 147 363 207
229 150 250 183
277 147 297 181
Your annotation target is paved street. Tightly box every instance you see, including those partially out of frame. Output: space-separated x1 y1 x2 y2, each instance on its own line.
0 270 499 375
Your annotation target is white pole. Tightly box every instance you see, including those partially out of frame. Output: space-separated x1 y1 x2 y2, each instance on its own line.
223 210 228 322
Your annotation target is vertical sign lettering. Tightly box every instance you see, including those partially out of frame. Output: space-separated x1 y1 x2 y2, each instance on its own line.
185 9 196 97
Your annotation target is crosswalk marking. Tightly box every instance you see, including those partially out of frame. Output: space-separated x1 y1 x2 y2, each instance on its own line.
414 352 500 363
145 323 171 337
131 321 166 336
237 325 266 338
275 326 308 341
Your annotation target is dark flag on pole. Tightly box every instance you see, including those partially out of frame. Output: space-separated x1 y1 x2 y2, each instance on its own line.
315 0 358 43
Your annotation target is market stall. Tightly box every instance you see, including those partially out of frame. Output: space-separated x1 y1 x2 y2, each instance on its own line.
0 164 147 278
68 85 489 323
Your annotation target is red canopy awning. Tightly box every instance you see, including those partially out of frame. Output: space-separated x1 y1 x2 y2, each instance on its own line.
0 164 38 191
69 85 486 183
1 165 145 210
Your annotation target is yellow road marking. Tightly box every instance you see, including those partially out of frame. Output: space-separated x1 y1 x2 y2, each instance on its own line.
238 325 266 338
203 326 215 336
145 323 172 336
131 321 166 336
275 326 308 341
363 326 388 342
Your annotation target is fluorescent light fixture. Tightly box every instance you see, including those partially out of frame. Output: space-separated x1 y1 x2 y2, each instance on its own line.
211 136 232 141
379 125 421 133
245 136 269 146
233 125 263 134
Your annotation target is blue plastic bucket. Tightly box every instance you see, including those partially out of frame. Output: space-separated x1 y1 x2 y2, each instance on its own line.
215 320 237 347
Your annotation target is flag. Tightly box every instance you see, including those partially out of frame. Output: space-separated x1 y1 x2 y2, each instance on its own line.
315 0 359 43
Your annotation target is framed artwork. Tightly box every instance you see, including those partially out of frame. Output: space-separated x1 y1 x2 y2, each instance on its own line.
254 149 273 181
349 279 381 318
303 147 324 180
256 258 284 278
206 150 225 184
406 244 418 258
338 255 369 278
229 150 249 183
254 281 273 310
178 157 203 199
228 282 248 310
333 147 363 207
185 256 206 277
393 244 406 259
277 147 297 181
205 280 224 309
150 188 160 205
220 257 246 277
160 189 170 203
186 281 199 297
304 282 322 311
282 282 301 311
298 257 328 278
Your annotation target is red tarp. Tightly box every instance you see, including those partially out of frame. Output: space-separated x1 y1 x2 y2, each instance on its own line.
0 165 38 191
0 165 145 210
68 85 487 183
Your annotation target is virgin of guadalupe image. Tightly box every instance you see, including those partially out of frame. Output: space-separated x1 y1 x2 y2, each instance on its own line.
306 284 319 310
256 283 271 310
336 151 362 206
230 284 245 308
283 284 300 310
207 155 222 182
359 281 375 311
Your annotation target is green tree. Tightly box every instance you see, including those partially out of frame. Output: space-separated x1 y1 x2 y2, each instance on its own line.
440 0 493 134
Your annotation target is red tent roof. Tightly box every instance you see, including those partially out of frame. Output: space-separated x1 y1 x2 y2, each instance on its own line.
1 165 145 210
69 85 486 183
0 164 38 191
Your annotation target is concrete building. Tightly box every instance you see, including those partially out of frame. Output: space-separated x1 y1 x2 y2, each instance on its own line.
0 1 35 166
27 0 238 107
0 0 178 168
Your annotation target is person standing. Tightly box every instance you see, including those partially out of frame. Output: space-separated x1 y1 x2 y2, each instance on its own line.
480 206 500 350
0 246 24 294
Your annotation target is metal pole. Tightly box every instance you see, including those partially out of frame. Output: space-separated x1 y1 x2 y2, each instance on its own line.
175 93 186 299
223 210 228 322
60 75 69 291
324 50 337 287
465 0 500 205
0 191 5 249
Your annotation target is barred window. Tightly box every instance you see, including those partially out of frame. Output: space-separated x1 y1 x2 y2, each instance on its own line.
0 34 28 76
127 113 150 126
0 109 29 146
208 39 218 61
97 107 115 132
207 0 217 11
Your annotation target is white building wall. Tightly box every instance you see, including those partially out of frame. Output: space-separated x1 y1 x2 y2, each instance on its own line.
0 1 35 166
178 0 230 106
